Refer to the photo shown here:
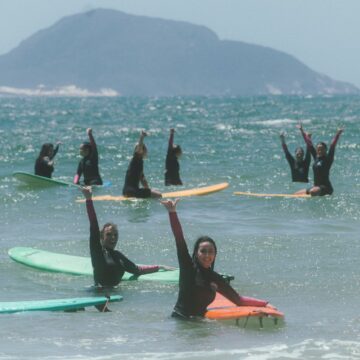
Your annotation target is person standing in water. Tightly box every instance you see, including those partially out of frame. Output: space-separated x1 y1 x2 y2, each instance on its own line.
122 130 162 198
165 128 183 186
81 186 170 288
295 124 343 196
161 198 268 319
74 128 103 186
35 142 61 178
280 131 311 183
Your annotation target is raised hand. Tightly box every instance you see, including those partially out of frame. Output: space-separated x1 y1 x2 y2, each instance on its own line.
160 199 179 212
80 186 92 200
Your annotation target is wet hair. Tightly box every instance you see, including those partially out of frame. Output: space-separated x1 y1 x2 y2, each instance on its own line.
192 236 217 270
100 222 119 243
316 142 327 152
81 141 92 154
295 147 304 154
39 143 54 158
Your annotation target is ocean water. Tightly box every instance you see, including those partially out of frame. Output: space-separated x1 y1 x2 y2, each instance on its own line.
0 95 360 359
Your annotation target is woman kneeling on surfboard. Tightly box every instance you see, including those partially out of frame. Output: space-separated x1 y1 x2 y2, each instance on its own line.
81 186 167 287
35 142 61 178
74 128 103 186
122 130 162 198
295 123 343 196
280 131 311 183
165 128 183 186
161 199 268 319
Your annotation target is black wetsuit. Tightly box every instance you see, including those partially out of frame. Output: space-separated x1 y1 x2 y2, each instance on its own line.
86 199 159 287
165 132 182 186
75 135 102 185
34 144 59 178
310 154 334 195
168 212 267 318
304 132 341 196
122 154 151 198
282 143 310 183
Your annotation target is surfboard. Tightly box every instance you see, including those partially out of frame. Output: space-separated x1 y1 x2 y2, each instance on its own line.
234 191 310 198
76 182 229 202
8 247 179 282
13 172 111 188
0 295 122 314
205 293 284 327
13 171 75 187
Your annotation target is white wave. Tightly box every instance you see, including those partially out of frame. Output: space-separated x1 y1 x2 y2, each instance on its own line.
0 85 119 97
215 123 233 131
253 118 312 127
254 118 297 126
18 340 360 360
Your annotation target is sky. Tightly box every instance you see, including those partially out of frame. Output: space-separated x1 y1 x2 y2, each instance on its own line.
0 0 359 88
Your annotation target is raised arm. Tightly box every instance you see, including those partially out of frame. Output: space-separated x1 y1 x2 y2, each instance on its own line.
168 128 175 150
304 133 312 166
80 186 102 261
133 130 147 157
330 128 343 149
87 128 96 150
81 187 99 229
297 123 316 158
328 128 343 161
161 199 192 267
50 141 61 160
280 132 293 163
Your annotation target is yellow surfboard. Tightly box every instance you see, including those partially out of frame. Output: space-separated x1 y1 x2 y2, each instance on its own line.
234 191 310 198
77 182 229 202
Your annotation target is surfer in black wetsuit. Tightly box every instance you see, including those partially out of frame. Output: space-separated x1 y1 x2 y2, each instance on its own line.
295 124 343 196
35 142 61 178
80 186 170 287
122 130 162 198
74 128 103 186
161 199 268 319
165 128 183 186
280 132 311 183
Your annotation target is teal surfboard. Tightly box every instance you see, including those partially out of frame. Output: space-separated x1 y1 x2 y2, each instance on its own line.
0 295 122 314
8 247 179 282
13 171 75 187
13 172 111 188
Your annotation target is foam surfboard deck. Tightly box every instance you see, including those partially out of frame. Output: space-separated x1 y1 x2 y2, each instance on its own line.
0 295 122 314
8 247 179 282
13 172 111 188
77 182 229 202
205 293 284 327
13 171 75 187
234 191 311 198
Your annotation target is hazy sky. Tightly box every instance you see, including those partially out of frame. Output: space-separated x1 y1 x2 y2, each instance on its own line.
1 0 359 87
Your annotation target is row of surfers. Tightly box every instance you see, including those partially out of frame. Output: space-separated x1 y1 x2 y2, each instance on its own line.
31 124 344 319
35 128 181 198
36 123 344 199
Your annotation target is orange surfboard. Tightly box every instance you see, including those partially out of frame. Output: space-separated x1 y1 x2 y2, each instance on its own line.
77 182 229 202
234 191 310 198
205 293 284 327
